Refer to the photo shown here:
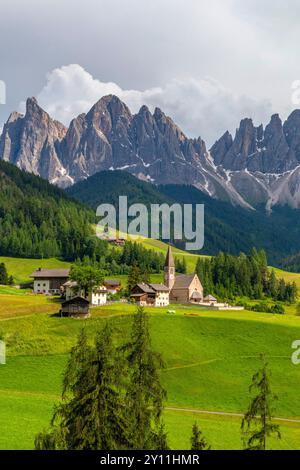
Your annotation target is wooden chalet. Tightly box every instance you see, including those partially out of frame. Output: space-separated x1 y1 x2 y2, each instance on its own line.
130 283 169 307
104 279 121 293
60 296 90 317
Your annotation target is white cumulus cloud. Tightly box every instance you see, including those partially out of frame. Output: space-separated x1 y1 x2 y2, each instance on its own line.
20 64 273 146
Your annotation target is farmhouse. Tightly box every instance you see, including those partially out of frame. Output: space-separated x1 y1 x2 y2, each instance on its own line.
164 246 204 303
104 279 121 294
30 268 70 295
130 283 170 307
63 280 107 306
60 296 90 317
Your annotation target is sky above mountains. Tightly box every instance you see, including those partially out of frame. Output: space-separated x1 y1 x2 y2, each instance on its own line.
1 0 299 145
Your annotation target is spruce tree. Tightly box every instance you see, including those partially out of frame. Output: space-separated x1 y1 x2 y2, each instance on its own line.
241 355 281 450
190 423 211 450
0 263 8 285
35 326 128 450
125 306 168 449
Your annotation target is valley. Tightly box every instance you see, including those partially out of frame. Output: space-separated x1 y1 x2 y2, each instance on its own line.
1 301 300 449
0 244 300 449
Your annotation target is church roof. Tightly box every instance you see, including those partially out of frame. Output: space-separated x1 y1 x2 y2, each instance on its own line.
172 274 197 289
165 246 175 268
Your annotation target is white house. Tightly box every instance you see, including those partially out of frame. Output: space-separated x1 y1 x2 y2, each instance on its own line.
63 281 107 306
30 268 70 295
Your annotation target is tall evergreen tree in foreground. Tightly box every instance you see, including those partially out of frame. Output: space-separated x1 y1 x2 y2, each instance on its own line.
190 423 211 450
35 308 169 450
241 355 281 450
35 326 128 450
124 306 168 449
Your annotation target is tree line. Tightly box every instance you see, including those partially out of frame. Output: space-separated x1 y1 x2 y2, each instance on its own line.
74 241 165 276
195 248 297 303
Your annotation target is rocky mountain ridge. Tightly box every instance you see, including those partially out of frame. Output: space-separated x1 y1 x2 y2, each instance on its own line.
1 95 300 210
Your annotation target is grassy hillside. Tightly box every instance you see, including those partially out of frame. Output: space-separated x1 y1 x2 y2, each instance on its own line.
0 257 71 284
2 243 300 289
135 237 209 272
1 303 300 449
273 267 300 290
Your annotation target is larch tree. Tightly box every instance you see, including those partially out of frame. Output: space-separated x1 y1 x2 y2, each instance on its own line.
35 326 128 450
241 355 281 450
190 423 211 450
124 306 168 449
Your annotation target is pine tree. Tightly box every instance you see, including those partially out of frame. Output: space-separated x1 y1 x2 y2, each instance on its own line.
190 423 211 450
124 307 168 449
35 326 128 450
0 263 8 285
241 355 281 450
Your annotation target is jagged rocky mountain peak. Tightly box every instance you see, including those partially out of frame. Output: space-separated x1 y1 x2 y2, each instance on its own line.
2 94 300 210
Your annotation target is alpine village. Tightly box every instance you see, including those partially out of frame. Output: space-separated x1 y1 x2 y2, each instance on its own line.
1 97 300 452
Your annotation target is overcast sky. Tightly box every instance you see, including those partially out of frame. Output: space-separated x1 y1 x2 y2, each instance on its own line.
1 0 300 145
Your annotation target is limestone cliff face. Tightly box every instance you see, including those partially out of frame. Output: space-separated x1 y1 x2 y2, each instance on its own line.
2 94 300 209
60 94 213 187
0 98 70 186
210 111 300 208
210 112 300 174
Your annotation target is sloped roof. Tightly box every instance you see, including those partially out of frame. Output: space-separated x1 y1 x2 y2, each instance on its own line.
63 280 77 287
135 283 156 294
104 279 121 286
204 294 217 301
62 296 89 306
30 268 70 278
191 290 202 299
149 283 169 292
165 246 175 268
95 288 107 294
172 274 197 289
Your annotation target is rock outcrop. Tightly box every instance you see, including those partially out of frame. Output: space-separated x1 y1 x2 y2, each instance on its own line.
2 94 300 209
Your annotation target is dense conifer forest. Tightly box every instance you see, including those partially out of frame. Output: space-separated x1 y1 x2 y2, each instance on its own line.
0 161 103 260
195 249 297 303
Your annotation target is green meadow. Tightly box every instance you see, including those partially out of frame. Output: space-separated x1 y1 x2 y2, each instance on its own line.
0 257 71 285
1 302 300 449
1 246 300 450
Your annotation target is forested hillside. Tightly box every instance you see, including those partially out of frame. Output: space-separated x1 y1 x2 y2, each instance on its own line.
0 161 104 260
67 170 300 265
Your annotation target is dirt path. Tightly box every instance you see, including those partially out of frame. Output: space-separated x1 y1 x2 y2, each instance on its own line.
166 407 300 423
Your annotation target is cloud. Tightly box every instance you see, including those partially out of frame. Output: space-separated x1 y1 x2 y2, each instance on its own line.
20 64 273 146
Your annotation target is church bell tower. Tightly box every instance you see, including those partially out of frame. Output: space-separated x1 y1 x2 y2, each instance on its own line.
164 245 175 290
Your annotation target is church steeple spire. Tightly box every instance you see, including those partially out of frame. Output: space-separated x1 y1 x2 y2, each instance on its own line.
164 245 175 289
